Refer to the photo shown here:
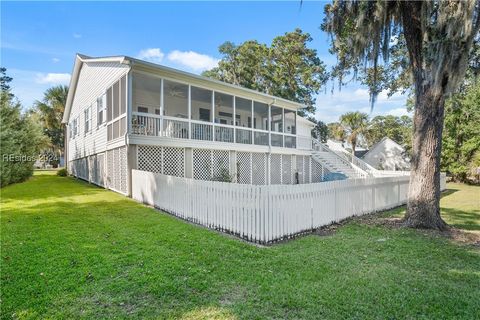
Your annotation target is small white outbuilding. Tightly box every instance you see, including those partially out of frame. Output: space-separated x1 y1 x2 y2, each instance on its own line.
362 137 410 171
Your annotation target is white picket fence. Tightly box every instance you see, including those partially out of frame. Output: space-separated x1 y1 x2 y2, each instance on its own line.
132 170 447 244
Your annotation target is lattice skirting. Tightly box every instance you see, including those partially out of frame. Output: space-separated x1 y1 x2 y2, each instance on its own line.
138 145 185 177
69 147 127 194
106 146 128 194
136 145 324 185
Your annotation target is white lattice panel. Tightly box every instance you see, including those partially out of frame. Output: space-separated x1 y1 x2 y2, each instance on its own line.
311 158 323 183
106 146 127 194
107 150 114 187
296 155 304 184
193 149 211 180
138 145 163 173
95 153 105 186
252 153 267 185
282 155 292 184
212 150 230 180
119 147 127 193
236 152 252 184
303 155 311 184
270 154 282 185
163 147 185 177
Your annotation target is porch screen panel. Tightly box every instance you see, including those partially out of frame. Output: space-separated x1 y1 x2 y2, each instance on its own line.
215 93 234 125
132 72 161 114
284 109 296 134
164 80 188 118
113 81 120 119
120 75 126 115
191 86 212 122
270 106 283 133
253 102 268 130
235 97 252 128
106 87 113 122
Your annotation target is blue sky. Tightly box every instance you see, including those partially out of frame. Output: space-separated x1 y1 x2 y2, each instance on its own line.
1 1 409 123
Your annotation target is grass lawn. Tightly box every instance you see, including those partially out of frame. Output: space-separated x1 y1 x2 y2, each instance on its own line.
1 172 479 319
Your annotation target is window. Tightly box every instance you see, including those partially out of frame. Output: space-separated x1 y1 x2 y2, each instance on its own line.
137 106 149 113
84 106 91 134
235 97 252 128
191 86 212 122
164 80 188 118
215 92 234 125
71 116 79 137
284 109 296 134
97 95 106 127
271 106 283 133
253 101 269 130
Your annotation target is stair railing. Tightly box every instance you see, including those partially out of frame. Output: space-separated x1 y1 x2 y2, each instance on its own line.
311 139 369 178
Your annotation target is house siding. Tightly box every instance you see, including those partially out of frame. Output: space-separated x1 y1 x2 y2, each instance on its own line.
67 61 130 162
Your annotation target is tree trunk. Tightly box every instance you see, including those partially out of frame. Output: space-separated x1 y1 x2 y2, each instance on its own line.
404 86 447 230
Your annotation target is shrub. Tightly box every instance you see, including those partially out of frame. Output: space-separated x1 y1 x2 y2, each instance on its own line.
0 92 46 187
56 168 68 177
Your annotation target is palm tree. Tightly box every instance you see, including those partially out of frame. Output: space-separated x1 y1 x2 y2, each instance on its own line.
34 85 68 164
339 111 369 159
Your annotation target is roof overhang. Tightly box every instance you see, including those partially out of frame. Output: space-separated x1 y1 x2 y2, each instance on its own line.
62 54 128 124
62 53 307 124
127 56 305 111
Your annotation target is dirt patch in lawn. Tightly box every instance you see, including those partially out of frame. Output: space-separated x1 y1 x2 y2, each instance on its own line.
351 210 480 247
310 209 480 247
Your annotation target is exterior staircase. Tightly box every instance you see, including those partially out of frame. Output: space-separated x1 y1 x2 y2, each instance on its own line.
311 139 372 179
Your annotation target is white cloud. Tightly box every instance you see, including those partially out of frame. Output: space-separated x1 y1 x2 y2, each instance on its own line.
314 85 409 124
167 50 219 71
52 58 60 63
73 33 82 39
137 48 165 63
35 73 71 85
384 107 412 117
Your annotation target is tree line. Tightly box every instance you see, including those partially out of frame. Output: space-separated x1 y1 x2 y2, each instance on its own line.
0 68 67 187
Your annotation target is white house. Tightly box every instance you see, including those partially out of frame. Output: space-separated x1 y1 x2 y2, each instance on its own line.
362 137 410 171
63 54 372 196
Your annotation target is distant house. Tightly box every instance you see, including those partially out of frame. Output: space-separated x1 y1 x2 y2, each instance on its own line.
362 137 410 171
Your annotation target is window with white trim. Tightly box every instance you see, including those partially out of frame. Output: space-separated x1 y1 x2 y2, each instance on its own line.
97 95 106 127
84 106 92 134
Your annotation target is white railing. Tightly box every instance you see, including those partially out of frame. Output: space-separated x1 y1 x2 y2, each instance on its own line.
312 139 368 177
191 121 213 141
214 125 234 143
131 112 300 149
332 148 378 173
132 113 161 136
163 117 189 139
236 128 252 144
297 135 313 150
132 170 446 244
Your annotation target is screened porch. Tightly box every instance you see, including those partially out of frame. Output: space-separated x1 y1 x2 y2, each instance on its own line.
130 72 309 149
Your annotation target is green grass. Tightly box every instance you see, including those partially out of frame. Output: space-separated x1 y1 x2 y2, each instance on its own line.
1 172 479 319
